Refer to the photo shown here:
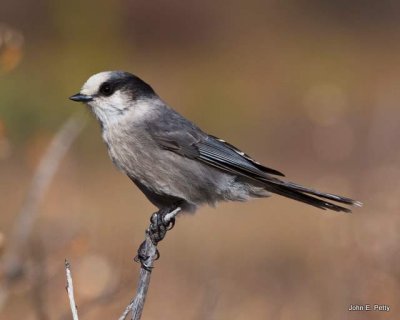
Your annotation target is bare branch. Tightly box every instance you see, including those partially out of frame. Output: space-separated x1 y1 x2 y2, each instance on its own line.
119 207 181 320
65 259 79 320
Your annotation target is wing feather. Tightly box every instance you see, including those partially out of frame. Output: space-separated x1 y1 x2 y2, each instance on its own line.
148 116 360 212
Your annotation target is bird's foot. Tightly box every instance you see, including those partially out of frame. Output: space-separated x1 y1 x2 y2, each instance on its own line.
148 208 177 245
134 207 181 270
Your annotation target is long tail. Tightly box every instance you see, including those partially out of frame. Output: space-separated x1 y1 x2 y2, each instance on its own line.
263 179 362 213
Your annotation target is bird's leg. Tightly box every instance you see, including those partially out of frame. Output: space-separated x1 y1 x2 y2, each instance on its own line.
135 207 181 270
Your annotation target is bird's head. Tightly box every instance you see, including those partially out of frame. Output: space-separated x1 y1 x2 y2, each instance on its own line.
69 71 156 125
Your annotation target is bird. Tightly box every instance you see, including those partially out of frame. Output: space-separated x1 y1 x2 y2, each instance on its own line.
69 71 361 250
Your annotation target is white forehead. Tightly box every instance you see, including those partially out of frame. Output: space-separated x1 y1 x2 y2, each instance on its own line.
80 71 113 95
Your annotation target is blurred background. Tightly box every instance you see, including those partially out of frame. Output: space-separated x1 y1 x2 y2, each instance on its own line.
0 0 399 319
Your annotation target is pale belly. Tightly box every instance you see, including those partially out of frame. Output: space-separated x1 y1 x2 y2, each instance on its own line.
102 125 267 211
106 135 232 207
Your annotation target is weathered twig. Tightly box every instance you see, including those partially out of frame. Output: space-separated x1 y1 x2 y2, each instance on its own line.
64 259 79 320
119 207 181 320
0 113 86 309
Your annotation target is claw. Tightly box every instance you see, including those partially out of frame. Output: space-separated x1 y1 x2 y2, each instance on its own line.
134 253 147 264
166 217 175 230
134 251 149 263
141 263 153 272
134 251 153 272
154 249 160 260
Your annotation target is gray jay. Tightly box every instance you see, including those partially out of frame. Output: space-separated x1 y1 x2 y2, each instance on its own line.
70 71 361 257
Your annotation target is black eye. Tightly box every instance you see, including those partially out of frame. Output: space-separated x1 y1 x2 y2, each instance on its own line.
99 82 114 96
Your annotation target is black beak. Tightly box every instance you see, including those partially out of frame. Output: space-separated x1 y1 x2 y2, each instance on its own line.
69 93 93 102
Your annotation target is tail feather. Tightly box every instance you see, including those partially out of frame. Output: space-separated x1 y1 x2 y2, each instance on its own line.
264 179 362 213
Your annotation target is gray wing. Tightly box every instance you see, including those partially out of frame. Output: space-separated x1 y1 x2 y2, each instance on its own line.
146 112 360 212
150 128 284 181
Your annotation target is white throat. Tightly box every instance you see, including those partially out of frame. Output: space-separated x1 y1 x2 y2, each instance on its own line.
88 96 159 129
